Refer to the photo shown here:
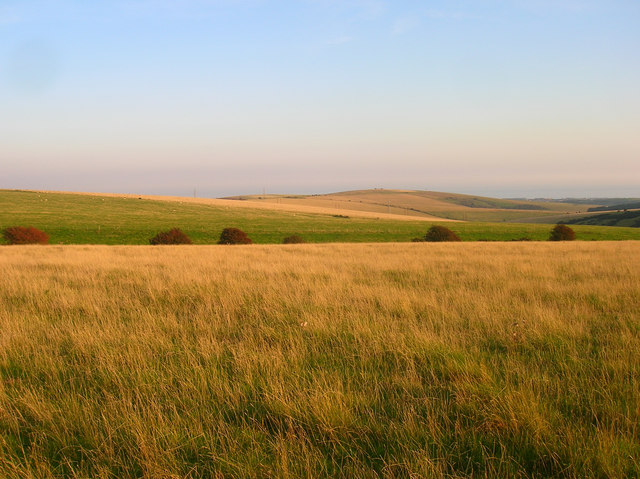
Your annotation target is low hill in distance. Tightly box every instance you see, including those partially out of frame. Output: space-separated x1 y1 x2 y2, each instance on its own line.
535 197 640 207
587 201 640 212
2 189 640 244
224 189 597 223
563 210 640 228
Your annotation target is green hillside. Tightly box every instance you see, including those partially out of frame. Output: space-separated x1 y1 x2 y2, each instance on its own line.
565 210 640 228
2 190 639 244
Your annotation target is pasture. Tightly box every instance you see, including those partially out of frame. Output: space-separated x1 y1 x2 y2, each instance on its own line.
1 242 639 477
2 190 640 244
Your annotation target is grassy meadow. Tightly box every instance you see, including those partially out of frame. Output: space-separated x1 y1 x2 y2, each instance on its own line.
1 242 639 478
2 190 640 244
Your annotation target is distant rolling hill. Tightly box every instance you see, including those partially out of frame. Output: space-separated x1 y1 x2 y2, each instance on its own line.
224 189 596 222
541 197 640 207
587 202 640 212
563 210 640 228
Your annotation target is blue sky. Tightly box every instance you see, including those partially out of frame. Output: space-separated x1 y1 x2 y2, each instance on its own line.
1 0 639 197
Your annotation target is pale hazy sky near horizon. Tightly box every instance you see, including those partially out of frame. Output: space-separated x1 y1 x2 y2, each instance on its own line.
1 0 639 198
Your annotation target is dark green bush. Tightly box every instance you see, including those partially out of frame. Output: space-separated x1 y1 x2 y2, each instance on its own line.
283 235 305 244
218 228 252 245
423 225 461 242
549 224 575 241
149 228 192 245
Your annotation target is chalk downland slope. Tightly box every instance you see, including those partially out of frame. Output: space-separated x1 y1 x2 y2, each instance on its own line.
42 190 451 222
224 189 595 222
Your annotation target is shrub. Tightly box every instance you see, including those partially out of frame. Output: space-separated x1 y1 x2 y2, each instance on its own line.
549 224 575 241
149 228 192 245
218 228 252 245
3 226 49 245
283 235 305 244
423 225 461 242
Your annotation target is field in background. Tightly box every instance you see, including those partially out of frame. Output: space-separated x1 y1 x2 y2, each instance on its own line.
1 242 639 478
2 190 640 244
511 209 640 227
226 189 596 222
564 210 640 228
30 190 451 222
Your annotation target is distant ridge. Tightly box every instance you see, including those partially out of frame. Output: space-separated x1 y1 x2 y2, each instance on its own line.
564 210 640 228
587 202 640 212
223 188 598 223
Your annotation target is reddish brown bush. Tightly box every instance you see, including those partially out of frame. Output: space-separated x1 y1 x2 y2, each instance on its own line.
149 228 192 245
423 225 461 242
283 235 305 244
3 226 49 245
549 224 575 241
218 228 252 245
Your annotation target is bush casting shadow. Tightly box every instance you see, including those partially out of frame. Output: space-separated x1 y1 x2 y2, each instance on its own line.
149 228 192 245
218 228 253 245
420 225 462 242
549 224 575 241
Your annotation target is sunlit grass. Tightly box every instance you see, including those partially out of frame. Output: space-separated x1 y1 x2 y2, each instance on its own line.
1 242 639 477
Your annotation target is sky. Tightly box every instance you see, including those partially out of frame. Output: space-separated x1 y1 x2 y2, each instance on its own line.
1 0 639 198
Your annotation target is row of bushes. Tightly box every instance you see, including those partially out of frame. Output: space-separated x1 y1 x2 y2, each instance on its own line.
2 224 577 245
149 228 306 245
412 224 576 242
0 226 305 245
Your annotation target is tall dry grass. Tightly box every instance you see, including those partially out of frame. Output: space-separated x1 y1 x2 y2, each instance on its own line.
0 242 639 478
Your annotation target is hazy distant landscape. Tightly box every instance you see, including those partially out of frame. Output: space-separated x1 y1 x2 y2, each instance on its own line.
224 189 640 226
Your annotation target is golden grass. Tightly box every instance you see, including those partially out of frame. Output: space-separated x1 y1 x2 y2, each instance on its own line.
1 242 639 477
